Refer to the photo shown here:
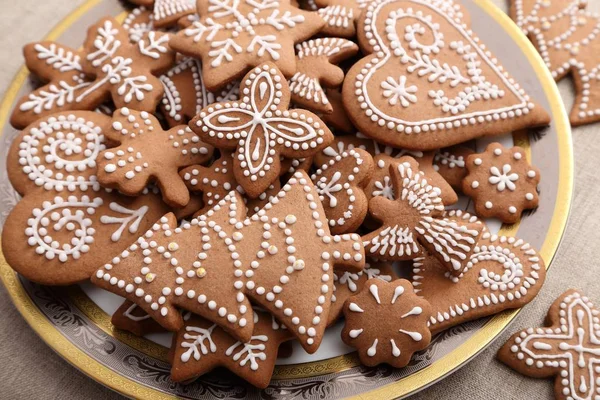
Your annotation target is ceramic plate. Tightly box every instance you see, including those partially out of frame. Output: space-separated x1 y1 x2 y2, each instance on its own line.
0 0 572 398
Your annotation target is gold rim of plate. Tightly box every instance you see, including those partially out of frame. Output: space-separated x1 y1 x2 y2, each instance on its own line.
0 0 573 398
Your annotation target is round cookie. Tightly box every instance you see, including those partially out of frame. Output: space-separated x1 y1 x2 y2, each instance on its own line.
462 143 540 224
341 278 432 367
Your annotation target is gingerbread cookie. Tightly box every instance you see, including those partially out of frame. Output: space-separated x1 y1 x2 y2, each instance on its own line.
463 143 540 224
342 278 432 367
159 58 239 127
2 112 171 285
190 63 334 198
329 260 397 325
342 0 551 150
92 171 365 353
433 145 474 190
511 0 600 125
11 17 176 129
128 0 196 28
362 157 483 275
96 108 214 208
311 148 374 234
498 290 600 400
171 310 293 388
289 38 359 113
412 232 546 334
169 0 325 91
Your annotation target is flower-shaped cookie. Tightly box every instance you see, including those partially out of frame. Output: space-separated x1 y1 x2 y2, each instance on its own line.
190 63 334 198
97 108 214 207
342 278 432 367
498 290 600 400
463 143 540 224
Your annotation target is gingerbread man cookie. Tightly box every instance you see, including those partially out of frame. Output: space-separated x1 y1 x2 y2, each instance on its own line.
289 38 359 113
311 148 374 234
169 0 325 91
412 232 546 334
92 171 364 354
2 112 171 285
128 0 196 28
343 0 551 150
96 108 214 208
463 143 540 224
362 157 483 275
11 17 176 129
171 310 293 388
190 63 334 198
510 0 600 125
159 58 239 127
498 290 600 400
342 278 432 367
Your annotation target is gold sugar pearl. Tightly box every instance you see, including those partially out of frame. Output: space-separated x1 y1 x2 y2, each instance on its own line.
145 273 156 282
168 242 179 251
196 268 207 278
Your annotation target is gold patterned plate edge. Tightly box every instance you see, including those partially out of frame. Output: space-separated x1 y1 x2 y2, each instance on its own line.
0 0 573 398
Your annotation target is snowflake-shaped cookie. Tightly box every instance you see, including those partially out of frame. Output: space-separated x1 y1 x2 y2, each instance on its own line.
170 0 325 90
463 143 540 224
342 278 432 367
362 156 483 275
191 63 334 198
498 290 600 400
96 108 214 207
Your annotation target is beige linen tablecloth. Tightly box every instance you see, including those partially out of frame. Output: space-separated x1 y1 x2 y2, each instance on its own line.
0 1 598 398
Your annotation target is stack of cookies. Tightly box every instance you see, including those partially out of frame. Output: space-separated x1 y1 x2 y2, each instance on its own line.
2 0 552 388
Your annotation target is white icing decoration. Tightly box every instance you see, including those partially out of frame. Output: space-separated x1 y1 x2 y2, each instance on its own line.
181 324 218 362
225 334 268 371
25 195 104 262
18 114 104 192
488 164 519 191
100 203 149 242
